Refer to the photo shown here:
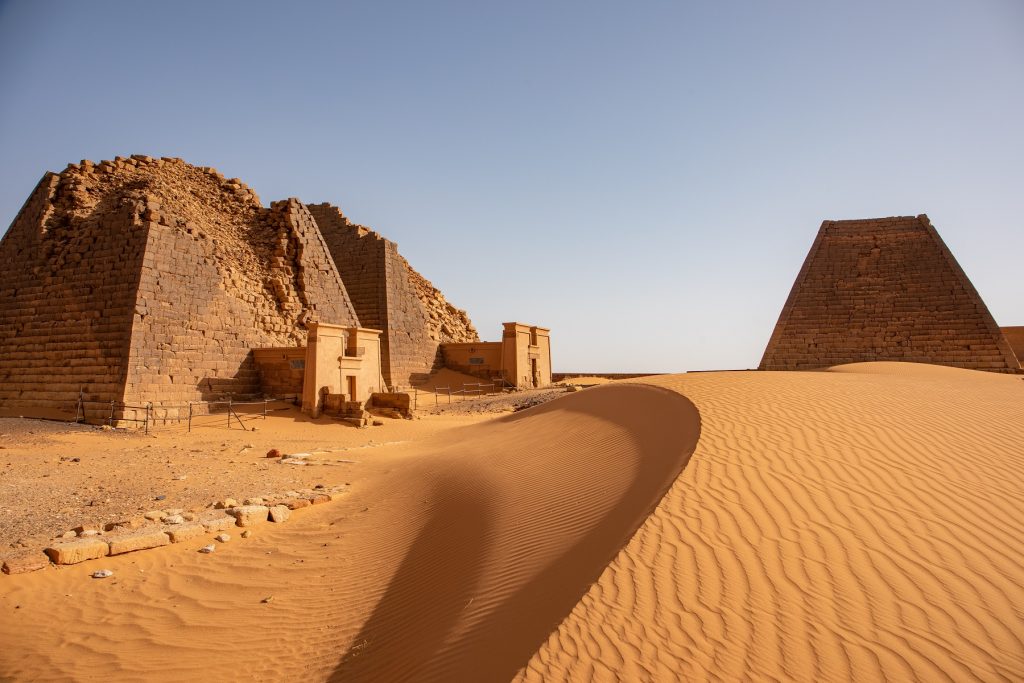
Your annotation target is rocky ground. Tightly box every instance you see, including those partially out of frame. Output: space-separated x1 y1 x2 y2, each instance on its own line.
411 385 576 416
0 407 492 559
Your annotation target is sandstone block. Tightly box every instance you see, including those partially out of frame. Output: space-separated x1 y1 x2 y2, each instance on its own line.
166 523 205 543
268 505 290 523
45 538 110 565
104 517 145 532
284 498 311 510
2 552 50 575
202 516 236 533
227 505 269 527
308 494 331 505
108 530 170 555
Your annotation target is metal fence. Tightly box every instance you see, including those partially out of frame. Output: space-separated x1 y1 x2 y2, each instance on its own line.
73 389 300 433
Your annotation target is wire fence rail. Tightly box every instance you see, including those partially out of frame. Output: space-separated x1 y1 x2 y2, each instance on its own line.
73 389 300 433
403 382 503 410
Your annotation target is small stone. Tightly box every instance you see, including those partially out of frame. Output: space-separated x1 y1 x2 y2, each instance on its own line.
243 497 264 506
143 510 165 522
163 509 184 516
215 533 231 543
268 505 290 523
198 545 215 554
240 530 252 538
78 530 100 537
163 515 185 525
372 419 384 426
308 494 331 505
154 495 166 501
61 530 77 539
172 475 187 481
260 596 273 604
266 449 281 458
181 512 198 522
284 498 311 510
91 569 113 579
214 499 238 509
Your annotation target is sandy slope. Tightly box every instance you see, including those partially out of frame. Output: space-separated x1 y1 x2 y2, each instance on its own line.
519 363 1024 681
2 363 1022 681
0 384 699 681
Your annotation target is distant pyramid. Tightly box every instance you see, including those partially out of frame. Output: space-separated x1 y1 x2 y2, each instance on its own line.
760 215 1020 373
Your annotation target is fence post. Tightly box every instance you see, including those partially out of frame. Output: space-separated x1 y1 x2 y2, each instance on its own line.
447 387 451 405
188 402 192 433
108 400 115 427
227 397 231 428
145 402 152 435
264 399 268 420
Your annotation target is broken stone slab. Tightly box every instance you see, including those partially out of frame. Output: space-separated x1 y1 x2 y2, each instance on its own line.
202 516 236 533
226 505 269 527
214 498 238 509
44 538 110 565
2 552 50 575
143 510 166 522
308 494 331 505
104 517 145 532
163 515 185 525
166 523 205 543
283 498 311 510
108 529 170 556
268 505 290 523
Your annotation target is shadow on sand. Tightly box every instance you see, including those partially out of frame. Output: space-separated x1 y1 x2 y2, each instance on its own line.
331 384 701 682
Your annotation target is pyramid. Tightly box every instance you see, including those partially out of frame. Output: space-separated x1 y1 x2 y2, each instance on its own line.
760 215 1020 373
0 156 478 421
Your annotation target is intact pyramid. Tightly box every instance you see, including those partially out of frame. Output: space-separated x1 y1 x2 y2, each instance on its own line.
760 215 1020 373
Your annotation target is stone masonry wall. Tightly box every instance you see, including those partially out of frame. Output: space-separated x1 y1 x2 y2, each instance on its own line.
122 178 359 419
0 156 360 422
0 171 146 419
308 203 478 388
760 215 1019 373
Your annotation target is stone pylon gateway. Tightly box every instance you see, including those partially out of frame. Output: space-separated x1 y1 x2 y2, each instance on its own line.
760 215 1020 373
0 155 479 422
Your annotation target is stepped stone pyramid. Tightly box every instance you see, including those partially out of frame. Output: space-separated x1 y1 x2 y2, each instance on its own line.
760 215 1020 373
0 155 477 421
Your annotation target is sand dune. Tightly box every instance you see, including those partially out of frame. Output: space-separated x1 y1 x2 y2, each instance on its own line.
519 363 1024 681
0 384 700 681
3 363 1022 681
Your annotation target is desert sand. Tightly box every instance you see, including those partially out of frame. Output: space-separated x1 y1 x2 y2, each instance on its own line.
1 363 1023 681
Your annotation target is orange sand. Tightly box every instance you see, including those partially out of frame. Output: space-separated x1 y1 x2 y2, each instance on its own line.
1 363 1023 681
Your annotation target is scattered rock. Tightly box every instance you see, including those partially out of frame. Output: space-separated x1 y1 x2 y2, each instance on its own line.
91 569 113 579
45 538 110 565
240 530 252 539
78 529 101 537
60 530 77 539
308 494 331 505
163 515 185 525
198 545 216 554
372 419 384 426
243 497 265 506
143 510 165 522
214 498 238 509
284 498 311 510
181 512 198 522
261 596 273 604
163 508 184 516
107 530 170 556
226 505 270 527
154 495 166 501
172 475 187 481
268 505 290 523
265 449 281 458
215 533 231 543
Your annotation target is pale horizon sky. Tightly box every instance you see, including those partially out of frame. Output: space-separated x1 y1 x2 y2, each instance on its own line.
1 1 1022 372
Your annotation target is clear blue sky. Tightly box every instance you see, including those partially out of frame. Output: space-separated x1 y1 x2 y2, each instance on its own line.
1 1 1021 372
